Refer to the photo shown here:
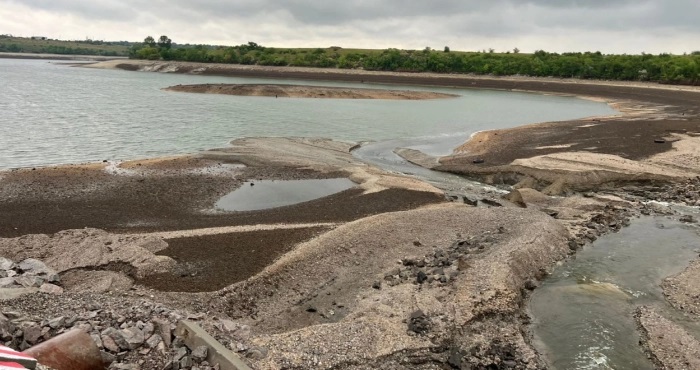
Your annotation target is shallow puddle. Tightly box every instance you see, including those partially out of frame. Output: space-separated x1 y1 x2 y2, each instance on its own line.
529 216 700 370
215 178 356 211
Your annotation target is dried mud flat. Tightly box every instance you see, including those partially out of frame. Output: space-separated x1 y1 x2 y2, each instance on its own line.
164 83 458 100
4 63 700 369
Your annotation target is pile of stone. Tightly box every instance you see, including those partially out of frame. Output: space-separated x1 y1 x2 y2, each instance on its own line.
378 231 502 289
566 205 633 252
0 258 62 294
0 301 220 370
645 178 700 206
617 179 700 207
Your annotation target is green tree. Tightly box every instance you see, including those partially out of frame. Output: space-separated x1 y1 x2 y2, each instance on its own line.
157 35 172 50
144 36 156 48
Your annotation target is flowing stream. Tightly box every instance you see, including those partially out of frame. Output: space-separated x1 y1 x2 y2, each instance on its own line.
529 216 700 369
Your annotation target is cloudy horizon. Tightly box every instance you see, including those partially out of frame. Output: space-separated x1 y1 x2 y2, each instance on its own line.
2 0 698 54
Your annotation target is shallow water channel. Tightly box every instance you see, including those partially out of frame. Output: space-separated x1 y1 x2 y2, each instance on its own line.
529 216 700 369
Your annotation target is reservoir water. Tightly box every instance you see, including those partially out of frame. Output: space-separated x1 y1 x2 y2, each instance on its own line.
0 58 616 170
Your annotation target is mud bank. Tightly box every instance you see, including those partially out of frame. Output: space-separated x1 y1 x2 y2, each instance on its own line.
0 139 659 370
434 82 700 194
164 83 458 100
0 134 613 369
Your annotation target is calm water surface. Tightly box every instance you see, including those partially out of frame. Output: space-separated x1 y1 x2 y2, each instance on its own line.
0 59 616 169
215 178 356 211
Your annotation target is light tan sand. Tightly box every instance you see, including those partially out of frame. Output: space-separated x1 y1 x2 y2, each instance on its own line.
511 134 700 179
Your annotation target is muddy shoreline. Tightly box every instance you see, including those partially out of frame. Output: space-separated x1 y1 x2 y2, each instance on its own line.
2 62 700 369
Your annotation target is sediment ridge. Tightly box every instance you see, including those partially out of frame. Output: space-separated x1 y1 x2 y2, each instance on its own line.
164 83 458 100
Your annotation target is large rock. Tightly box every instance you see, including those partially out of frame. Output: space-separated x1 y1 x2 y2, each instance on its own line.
103 327 129 350
15 275 45 288
101 333 121 353
0 229 175 279
145 334 162 349
119 327 146 350
39 283 64 295
191 346 208 362
152 319 172 347
502 189 527 208
23 323 42 344
17 258 59 283
0 257 14 271
0 277 19 288
0 313 15 341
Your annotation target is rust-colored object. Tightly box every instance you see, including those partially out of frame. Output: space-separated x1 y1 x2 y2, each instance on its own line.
23 329 105 370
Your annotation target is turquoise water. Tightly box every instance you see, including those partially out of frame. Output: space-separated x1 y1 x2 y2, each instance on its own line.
0 59 616 169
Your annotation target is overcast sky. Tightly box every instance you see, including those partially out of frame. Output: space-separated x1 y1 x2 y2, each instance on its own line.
1 0 698 54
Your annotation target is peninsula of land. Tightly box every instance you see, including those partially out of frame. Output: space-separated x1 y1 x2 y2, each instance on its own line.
164 83 458 100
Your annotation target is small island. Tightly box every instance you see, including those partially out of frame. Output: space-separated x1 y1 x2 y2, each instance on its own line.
163 83 459 100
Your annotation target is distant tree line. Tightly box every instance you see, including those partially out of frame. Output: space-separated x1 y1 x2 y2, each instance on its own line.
0 36 130 56
129 37 700 85
0 43 122 56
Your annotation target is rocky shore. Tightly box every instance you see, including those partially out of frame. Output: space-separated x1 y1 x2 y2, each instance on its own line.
3 63 700 369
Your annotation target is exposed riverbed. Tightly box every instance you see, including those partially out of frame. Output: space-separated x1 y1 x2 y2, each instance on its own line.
5 58 700 370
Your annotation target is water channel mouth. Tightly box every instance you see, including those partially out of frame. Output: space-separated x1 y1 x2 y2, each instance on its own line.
215 178 356 211
529 216 700 370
